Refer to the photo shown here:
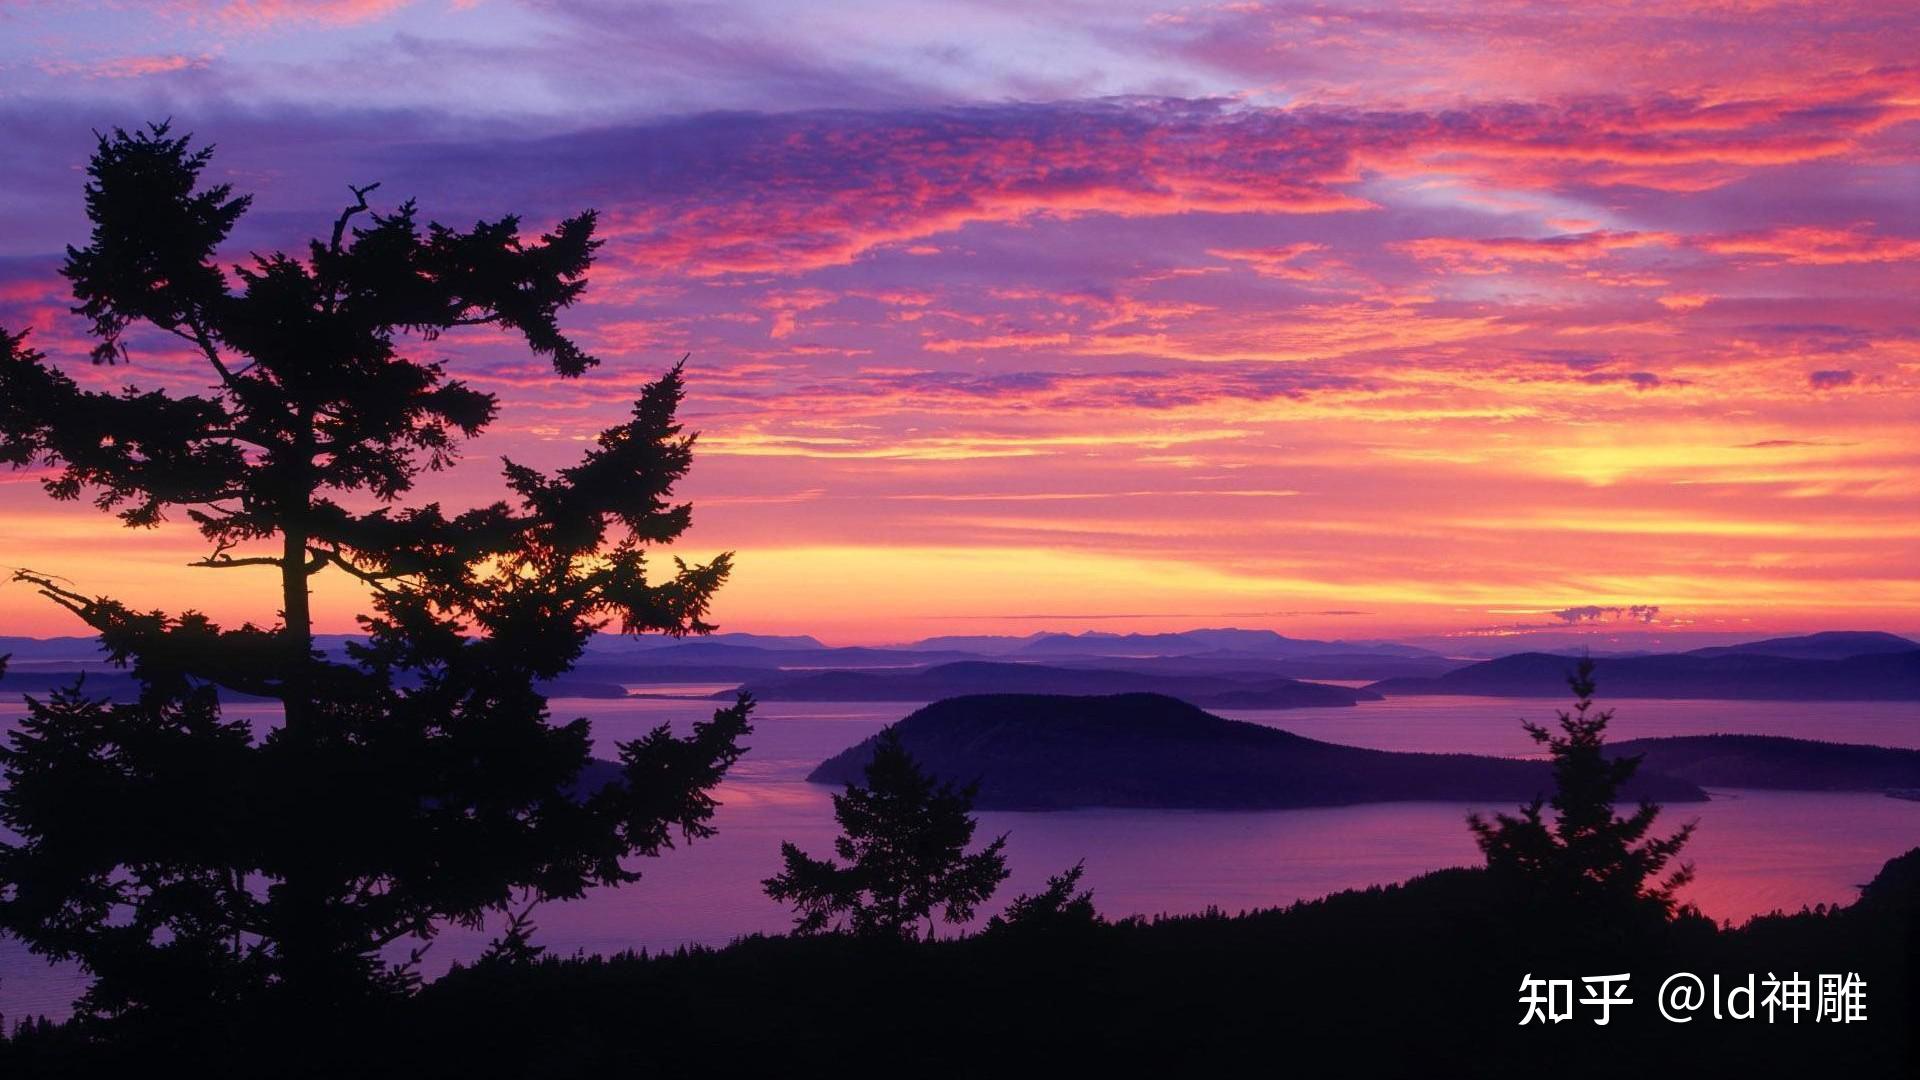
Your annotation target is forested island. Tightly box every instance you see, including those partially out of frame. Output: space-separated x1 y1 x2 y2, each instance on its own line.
804 693 1706 808
1610 734 1920 791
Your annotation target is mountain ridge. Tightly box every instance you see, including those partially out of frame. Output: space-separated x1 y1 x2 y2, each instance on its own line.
1369 649 1920 700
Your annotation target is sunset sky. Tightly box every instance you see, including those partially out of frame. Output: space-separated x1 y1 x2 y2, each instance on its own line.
0 1 1916 644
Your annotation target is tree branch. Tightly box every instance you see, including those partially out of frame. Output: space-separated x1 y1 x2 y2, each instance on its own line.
191 555 285 570
315 548 404 594
329 182 382 259
322 181 380 320
169 321 239 390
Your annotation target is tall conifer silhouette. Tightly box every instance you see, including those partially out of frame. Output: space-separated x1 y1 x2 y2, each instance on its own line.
0 124 752 1025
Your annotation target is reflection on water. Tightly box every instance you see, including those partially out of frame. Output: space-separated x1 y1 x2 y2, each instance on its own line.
3 693 1915 1019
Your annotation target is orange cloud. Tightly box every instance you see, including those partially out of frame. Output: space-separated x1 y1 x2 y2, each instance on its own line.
1208 243 1329 279
1396 230 1680 272
921 331 1073 354
759 290 838 339
1656 293 1713 310
1698 224 1920 265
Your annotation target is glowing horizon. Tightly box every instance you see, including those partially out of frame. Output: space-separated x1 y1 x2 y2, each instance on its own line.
1 1 1916 645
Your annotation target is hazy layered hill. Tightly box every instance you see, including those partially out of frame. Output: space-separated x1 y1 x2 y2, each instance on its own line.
805 693 1705 810
610 643 1451 682
0 636 111 665
1005 628 1440 659
10 629 1916 704
608 631 828 652
1684 630 1919 661
723 661 1380 709
1042 652 1464 681
1369 648 1920 700
591 642 979 669
568 662 770 685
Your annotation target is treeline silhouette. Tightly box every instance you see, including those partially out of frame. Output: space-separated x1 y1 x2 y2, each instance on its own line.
4 849 1911 1076
0 128 1912 1077
4 660 1913 1076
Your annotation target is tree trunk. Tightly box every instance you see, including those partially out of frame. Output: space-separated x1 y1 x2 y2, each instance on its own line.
280 520 311 727
276 428 334 1014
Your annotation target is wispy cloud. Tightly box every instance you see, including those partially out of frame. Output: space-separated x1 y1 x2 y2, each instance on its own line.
0 0 1915 640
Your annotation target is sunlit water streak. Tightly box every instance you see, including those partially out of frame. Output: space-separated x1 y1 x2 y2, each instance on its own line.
2 693 1914 1020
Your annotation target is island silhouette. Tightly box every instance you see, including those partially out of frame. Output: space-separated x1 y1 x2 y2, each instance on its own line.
802 692 1707 809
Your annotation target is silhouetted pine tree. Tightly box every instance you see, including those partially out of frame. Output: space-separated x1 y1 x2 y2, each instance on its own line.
1468 657 1694 914
0 124 752 1030
764 727 1008 940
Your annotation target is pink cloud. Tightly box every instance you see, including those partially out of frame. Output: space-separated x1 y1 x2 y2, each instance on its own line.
36 53 211 79
176 0 412 29
563 73 1917 291
1143 1 1920 108
595 101 1386 277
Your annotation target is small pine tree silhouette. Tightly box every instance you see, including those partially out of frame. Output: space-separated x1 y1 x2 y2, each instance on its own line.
764 727 1008 940
1469 657 1696 914
986 861 1100 935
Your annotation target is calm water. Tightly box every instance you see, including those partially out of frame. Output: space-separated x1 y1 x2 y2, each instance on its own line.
2 693 1916 1019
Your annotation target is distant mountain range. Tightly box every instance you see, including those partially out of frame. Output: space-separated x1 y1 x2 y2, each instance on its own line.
873 628 1438 657
605 642 979 669
805 692 1705 810
1387 626 1920 659
1042 652 1464 681
723 661 1378 709
0 636 110 664
568 627 1450 673
996 629 1441 659
1369 645 1920 700
604 632 829 652
1681 630 1919 661
6 629 1916 705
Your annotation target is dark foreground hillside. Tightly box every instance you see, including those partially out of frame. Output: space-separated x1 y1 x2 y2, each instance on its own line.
5 850 1912 1079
